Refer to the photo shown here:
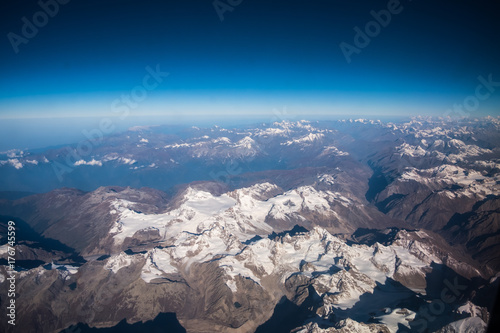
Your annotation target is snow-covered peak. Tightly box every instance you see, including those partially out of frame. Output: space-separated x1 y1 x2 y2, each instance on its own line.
400 164 499 198
231 182 280 201
235 136 255 149
213 137 231 144
320 146 349 157
282 133 324 146
105 251 145 273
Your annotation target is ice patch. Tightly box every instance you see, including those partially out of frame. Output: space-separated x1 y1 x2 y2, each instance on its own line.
376 308 416 333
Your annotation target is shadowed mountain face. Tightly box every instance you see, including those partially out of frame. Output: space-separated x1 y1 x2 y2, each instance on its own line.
443 196 500 269
62 312 186 333
0 118 499 332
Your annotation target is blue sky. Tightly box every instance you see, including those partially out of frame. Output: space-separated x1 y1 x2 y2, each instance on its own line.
0 0 499 148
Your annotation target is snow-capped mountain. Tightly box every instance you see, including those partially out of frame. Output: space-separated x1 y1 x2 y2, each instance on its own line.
0 181 496 333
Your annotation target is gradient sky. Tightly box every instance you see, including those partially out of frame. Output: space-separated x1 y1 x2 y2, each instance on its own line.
1 0 500 123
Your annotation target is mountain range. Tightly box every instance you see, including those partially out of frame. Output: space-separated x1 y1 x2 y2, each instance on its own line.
1 117 499 332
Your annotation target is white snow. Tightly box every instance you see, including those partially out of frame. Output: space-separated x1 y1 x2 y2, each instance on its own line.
439 317 487 333
318 174 335 185
226 278 237 292
401 165 499 198
320 146 350 156
218 227 426 311
106 185 459 319
164 142 192 149
105 252 144 273
0 245 9 255
458 301 485 318
235 136 256 150
396 143 428 157
51 263 80 276
213 137 231 144
254 127 288 137
109 183 353 247
375 308 416 332
8 159 23 169
74 159 102 166
140 248 178 282
119 157 136 165
282 133 324 146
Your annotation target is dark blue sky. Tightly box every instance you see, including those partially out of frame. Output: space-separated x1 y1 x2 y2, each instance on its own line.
1 0 499 121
